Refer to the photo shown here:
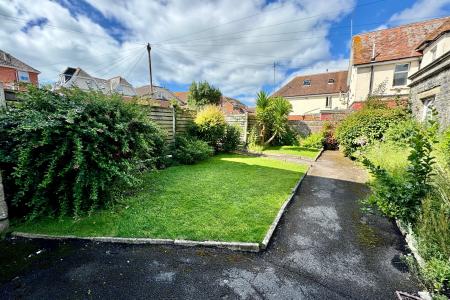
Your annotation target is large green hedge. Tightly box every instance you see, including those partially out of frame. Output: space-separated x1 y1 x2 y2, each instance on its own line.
336 107 408 156
0 87 166 219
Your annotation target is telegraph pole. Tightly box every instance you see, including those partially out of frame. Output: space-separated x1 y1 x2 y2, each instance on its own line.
146 43 154 96
273 62 276 89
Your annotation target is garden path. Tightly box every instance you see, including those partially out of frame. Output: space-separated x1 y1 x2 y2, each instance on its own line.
0 151 419 299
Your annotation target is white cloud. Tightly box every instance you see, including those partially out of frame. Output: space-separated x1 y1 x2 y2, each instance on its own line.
389 0 450 24
0 0 357 104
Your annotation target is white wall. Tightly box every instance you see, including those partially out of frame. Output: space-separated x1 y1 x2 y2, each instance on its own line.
349 59 419 104
421 33 450 68
287 93 347 115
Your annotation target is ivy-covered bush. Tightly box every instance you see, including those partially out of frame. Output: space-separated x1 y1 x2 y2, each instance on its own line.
0 87 166 219
172 135 213 165
336 107 407 156
193 105 226 151
222 125 241 152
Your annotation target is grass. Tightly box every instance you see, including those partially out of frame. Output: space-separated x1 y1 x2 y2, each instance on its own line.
262 145 320 159
13 154 308 243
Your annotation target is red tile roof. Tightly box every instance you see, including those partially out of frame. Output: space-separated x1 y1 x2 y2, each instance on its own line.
174 91 188 104
417 18 450 50
352 17 449 65
272 71 348 97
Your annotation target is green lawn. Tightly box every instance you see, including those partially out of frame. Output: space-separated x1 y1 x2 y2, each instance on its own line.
262 145 320 159
13 154 308 243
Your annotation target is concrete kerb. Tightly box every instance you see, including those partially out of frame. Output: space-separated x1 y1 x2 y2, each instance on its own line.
260 169 309 250
11 167 310 253
241 148 324 162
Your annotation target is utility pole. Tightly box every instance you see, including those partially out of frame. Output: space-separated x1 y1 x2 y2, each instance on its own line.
273 62 276 89
146 43 153 96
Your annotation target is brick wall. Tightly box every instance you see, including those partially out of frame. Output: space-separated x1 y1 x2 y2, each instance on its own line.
0 66 39 89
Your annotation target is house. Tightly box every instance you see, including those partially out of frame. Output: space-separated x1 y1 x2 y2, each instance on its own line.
409 18 450 129
272 71 349 120
348 17 449 109
174 91 248 114
54 67 136 98
136 85 184 108
0 49 40 100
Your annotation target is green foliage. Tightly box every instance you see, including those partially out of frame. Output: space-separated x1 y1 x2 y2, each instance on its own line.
187 81 222 108
247 127 263 152
322 122 338 150
384 119 421 145
194 105 226 150
255 91 292 145
172 135 214 165
422 258 450 294
362 125 435 224
0 87 166 219
336 107 408 156
300 132 324 149
222 125 241 152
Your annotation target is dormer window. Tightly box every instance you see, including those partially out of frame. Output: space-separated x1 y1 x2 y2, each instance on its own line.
328 78 335 84
303 79 311 86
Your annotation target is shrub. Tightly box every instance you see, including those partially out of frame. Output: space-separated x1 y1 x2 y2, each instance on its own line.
336 107 408 156
322 121 338 150
384 119 421 145
187 81 222 107
247 127 263 152
300 132 324 149
0 87 166 219
194 105 226 150
172 135 213 165
222 125 241 152
362 125 435 224
422 258 450 294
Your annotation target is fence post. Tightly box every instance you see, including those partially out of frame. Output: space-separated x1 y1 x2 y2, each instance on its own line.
172 106 176 142
243 112 249 144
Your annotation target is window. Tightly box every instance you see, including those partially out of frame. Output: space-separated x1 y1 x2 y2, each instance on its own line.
422 96 435 122
431 46 437 61
328 78 335 84
325 96 332 108
303 79 311 86
17 71 30 82
393 63 409 86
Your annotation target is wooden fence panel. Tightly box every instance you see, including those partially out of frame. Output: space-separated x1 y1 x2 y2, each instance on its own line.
225 113 248 142
147 106 195 142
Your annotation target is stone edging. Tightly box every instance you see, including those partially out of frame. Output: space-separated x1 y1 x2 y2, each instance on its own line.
242 148 323 162
313 148 324 162
395 220 425 267
260 170 308 249
11 169 309 253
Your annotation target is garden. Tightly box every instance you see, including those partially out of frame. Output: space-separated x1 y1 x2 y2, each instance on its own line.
335 97 450 299
0 84 308 245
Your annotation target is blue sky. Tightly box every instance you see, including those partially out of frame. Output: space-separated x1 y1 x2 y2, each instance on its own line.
2 0 450 105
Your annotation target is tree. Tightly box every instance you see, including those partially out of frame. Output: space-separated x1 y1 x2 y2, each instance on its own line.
255 91 292 145
187 81 222 108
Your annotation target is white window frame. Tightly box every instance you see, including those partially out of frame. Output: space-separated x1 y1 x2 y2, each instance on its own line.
17 71 30 82
325 96 332 108
422 96 435 122
393 63 409 87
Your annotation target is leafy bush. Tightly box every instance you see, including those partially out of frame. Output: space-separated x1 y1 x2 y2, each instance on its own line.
422 258 450 294
0 87 166 219
384 119 421 145
247 127 263 152
172 135 213 165
194 105 226 150
336 107 408 156
362 125 435 224
222 125 241 152
300 132 323 149
187 81 222 107
322 121 338 150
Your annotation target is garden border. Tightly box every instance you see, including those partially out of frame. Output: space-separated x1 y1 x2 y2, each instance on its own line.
11 168 309 253
245 148 324 162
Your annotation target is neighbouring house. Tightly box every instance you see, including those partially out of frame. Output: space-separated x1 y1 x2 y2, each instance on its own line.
348 17 450 109
54 67 136 98
272 71 349 121
136 85 184 108
174 91 248 114
0 49 40 100
409 18 450 129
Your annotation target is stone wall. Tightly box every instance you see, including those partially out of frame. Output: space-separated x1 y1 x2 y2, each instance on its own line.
410 67 450 130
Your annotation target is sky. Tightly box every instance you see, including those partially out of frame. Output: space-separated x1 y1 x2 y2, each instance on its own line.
1 0 450 105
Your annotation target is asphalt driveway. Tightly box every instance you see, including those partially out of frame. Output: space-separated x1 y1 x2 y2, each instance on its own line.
0 151 419 299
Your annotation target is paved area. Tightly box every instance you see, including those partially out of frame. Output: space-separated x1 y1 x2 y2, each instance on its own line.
0 151 419 299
